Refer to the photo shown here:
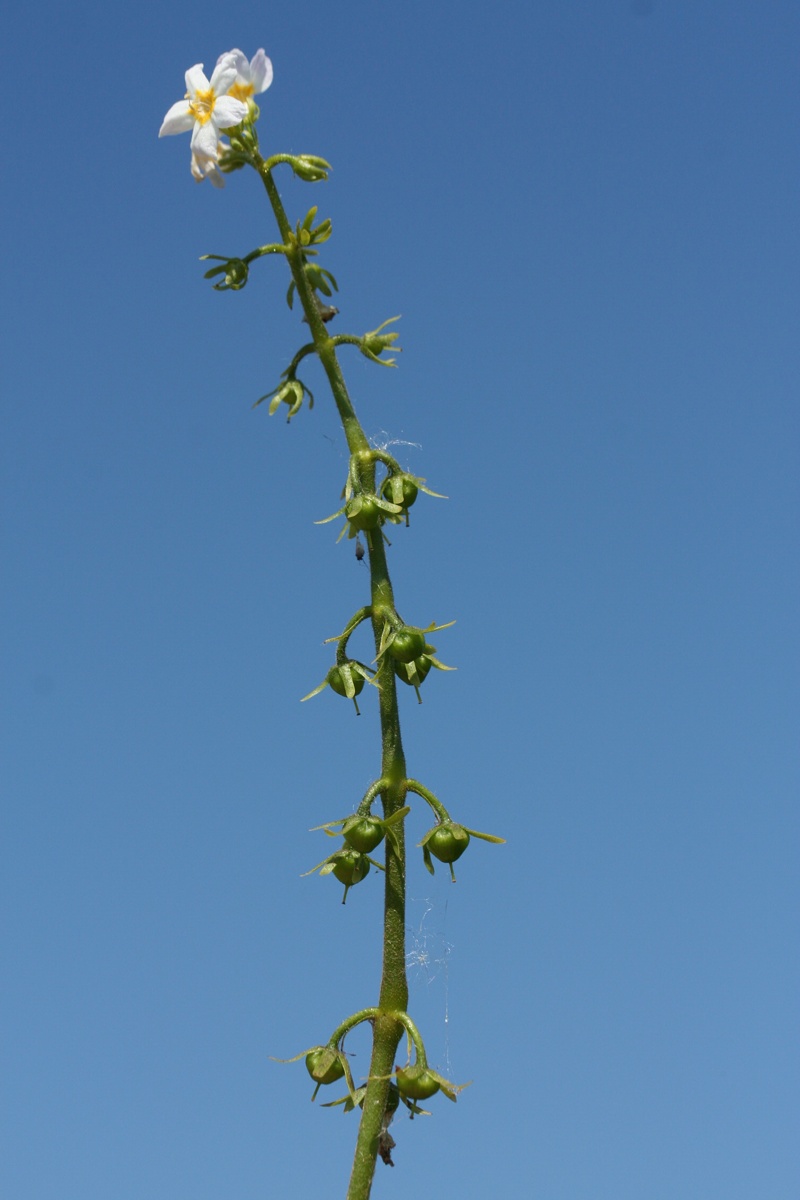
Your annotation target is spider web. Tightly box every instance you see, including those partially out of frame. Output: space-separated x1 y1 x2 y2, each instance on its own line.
405 897 454 1076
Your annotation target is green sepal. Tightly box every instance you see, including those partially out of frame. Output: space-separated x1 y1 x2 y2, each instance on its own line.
463 826 507 844
305 264 339 297
321 1085 367 1112
381 804 411 855
383 806 411 828
298 208 332 245
309 816 350 833
315 503 347 526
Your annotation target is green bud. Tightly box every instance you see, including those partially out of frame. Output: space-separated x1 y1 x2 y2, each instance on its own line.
291 154 332 182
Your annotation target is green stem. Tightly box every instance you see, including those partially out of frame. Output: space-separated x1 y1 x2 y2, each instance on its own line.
357 778 388 816
328 1008 381 1047
406 779 450 822
256 157 409 1200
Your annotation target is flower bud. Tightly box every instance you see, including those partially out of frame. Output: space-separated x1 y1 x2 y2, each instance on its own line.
291 154 332 182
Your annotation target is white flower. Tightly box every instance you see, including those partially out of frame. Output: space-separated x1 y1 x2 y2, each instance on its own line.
217 48 273 102
159 56 248 164
190 146 226 188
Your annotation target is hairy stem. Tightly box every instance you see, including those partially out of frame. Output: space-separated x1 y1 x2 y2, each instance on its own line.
257 159 409 1200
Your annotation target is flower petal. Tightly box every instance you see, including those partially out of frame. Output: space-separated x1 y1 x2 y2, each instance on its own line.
191 122 220 159
208 57 238 94
249 49 273 92
213 96 248 128
159 100 193 136
218 48 248 74
185 64 210 97
191 152 225 188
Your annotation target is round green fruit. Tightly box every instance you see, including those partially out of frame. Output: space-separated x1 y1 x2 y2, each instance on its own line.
331 849 370 888
346 496 382 532
394 655 433 687
388 627 428 664
396 1065 440 1100
327 665 365 698
342 816 385 854
381 474 419 510
305 1047 345 1086
427 824 470 864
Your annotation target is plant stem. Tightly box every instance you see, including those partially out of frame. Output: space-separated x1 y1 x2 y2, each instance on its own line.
257 160 409 1199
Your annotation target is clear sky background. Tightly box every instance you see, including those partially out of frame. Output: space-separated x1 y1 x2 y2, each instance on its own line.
3 2 798 1197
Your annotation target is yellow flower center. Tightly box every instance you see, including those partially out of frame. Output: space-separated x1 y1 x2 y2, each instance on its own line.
188 87 215 125
228 81 255 102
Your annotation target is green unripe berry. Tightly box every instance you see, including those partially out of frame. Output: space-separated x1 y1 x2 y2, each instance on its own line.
346 496 382 532
305 1047 345 1086
427 823 470 864
394 655 433 687
395 1065 440 1100
381 474 419 510
388 627 428 664
331 849 371 888
327 666 365 698
342 816 385 854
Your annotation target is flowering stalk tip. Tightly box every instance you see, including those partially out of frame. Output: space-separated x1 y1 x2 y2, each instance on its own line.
159 48 272 185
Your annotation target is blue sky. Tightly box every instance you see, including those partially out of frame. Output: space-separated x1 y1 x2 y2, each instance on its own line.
3 1 798 1197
